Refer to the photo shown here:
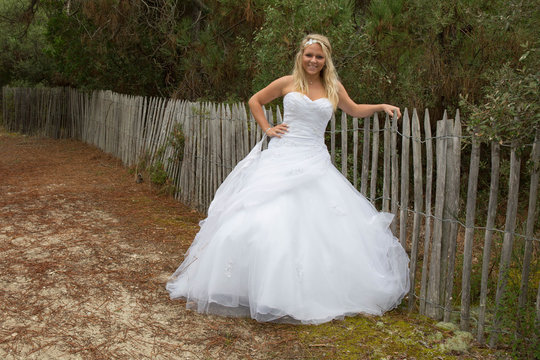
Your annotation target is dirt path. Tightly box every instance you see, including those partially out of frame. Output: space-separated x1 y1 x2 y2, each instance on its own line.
0 132 309 359
0 131 511 360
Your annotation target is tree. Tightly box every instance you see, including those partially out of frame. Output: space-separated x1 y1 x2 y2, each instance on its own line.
0 0 53 87
1 0 538 144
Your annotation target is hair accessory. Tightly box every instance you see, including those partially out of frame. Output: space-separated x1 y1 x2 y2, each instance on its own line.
304 38 323 48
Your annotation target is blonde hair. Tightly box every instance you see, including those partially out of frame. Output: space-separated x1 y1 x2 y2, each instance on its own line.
292 34 340 110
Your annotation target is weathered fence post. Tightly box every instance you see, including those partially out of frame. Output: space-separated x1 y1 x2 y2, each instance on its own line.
477 141 501 343
390 112 399 233
419 109 433 315
353 116 359 188
490 140 522 347
369 113 380 204
439 112 453 309
426 116 449 319
382 115 391 213
460 134 481 330
330 112 336 164
408 108 423 311
361 116 370 196
341 111 348 177
443 113 462 322
517 130 540 335
399 109 410 250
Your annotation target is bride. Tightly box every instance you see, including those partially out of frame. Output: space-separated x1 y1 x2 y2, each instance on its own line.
166 34 410 324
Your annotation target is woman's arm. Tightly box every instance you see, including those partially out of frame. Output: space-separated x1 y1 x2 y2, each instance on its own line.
248 76 291 138
337 82 401 119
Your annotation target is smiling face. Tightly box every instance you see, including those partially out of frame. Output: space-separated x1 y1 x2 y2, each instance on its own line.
302 43 326 77
292 34 339 109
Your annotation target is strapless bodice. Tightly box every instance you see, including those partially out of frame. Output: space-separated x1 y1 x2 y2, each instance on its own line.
269 91 333 148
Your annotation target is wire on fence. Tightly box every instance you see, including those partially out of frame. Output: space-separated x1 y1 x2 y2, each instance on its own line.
46 93 538 148
176 150 540 243
411 293 535 341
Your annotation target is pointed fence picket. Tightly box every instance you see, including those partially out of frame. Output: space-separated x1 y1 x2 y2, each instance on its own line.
517 130 540 335
341 111 348 177
477 142 500 343
399 109 410 250
2 86 539 350
408 109 423 312
382 116 391 213
419 110 433 315
352 116 359 188
443 115 462 322
426 118 449 319
330 112 336 165
390 114 399 234
369 114 379 205
490 142 522 347
459 136 480 330
361 116 370 196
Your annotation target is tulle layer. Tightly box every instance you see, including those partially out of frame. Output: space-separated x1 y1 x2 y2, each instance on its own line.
166 137 410 324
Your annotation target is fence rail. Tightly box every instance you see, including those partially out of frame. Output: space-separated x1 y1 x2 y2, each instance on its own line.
2 86 539 349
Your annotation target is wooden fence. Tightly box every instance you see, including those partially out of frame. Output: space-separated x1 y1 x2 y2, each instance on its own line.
2 86 539 348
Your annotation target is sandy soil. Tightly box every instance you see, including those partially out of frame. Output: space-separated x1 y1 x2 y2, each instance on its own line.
0 130 514 360
0 132 311 359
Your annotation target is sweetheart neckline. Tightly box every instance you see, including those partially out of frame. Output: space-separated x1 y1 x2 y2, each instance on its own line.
285 91 329 103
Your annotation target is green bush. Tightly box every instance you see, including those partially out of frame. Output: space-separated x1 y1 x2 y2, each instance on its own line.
460 47 540 145
167 122 185 162
149 160 168 186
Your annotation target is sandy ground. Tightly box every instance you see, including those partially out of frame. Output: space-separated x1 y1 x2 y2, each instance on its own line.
0 132 311 359
0 131 515 360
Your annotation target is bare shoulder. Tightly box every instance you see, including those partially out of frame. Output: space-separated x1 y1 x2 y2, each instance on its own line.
278 74 293 82
251 75 294 105
274 75 294 96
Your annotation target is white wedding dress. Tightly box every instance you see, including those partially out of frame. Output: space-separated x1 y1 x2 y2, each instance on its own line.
166 91 410 324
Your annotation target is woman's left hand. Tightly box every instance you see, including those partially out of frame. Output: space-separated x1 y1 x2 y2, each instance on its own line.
381 104 401 119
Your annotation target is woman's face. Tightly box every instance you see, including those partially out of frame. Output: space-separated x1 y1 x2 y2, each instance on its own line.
302 43 326 76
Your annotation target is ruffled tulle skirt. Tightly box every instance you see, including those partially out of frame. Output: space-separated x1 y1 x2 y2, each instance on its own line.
166 135 410 324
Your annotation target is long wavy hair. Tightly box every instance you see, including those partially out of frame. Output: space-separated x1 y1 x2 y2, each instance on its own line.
292 34 339 110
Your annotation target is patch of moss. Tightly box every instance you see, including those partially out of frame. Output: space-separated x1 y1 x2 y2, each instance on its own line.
439 330 474 353
297 309 510 360
436 321 459 332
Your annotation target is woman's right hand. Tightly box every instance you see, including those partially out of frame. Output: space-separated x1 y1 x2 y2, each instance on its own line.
265 123 289 138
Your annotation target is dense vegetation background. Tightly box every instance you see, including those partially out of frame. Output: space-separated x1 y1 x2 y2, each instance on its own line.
1 2 539 357
0 0 538 142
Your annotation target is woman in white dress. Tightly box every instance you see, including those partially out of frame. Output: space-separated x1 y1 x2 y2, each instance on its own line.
166 34 410 324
